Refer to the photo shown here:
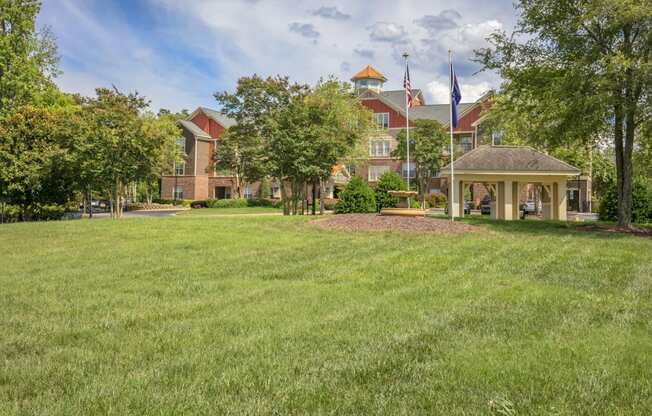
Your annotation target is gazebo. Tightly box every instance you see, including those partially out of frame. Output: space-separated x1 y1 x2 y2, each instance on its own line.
441 145 581 221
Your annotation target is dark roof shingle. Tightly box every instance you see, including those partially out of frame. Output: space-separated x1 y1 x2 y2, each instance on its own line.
443 145 581 173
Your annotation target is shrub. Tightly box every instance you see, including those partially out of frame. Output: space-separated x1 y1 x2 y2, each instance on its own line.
410 199 422 209
0 203 20 223
335 176 376 214
599 176 652 224
36 204 65 221
205 198 248 208
153 198 192 207
426 192 447 208
375 171 406 211
246 198 279 207
190 200 208 208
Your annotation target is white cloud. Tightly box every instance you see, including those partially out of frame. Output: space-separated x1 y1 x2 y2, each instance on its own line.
39 0 515 111
426 76 492 104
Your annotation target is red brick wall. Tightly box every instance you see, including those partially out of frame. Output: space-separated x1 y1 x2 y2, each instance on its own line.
361 99 409 128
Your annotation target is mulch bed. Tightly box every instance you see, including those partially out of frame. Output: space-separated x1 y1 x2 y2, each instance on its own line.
575 224 652 238
309 214 479 234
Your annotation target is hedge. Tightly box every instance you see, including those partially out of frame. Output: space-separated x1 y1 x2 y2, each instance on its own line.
599 176 652 224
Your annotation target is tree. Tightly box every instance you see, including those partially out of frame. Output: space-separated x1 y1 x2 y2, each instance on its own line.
82 88 180 218
375 171 406 211
477 0 652 227
0 105 79 220
0 0 59 117
393 119 448 206
213 123 266 198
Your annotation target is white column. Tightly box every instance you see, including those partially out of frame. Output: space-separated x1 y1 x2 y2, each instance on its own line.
449 178 462 218
503 180 514 220
557 181 567 221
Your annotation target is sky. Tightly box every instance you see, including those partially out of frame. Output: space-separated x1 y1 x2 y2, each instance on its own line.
37 0 519 113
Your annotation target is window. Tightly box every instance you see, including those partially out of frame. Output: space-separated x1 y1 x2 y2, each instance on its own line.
173 186 184 200
215 186 231 199
401 162 416 179
459 135 473 153
368 165 390 182
345 164 356 176
175 137 186 175
491 131 503 145
270 181 281 199
431 170 440 178
373 113 389 129
244 185 254 199
369 139 391 157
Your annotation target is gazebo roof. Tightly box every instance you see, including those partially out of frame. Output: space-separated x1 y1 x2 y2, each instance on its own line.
441 145 580 175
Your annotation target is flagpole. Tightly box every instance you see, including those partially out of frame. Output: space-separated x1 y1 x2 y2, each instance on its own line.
448 49 455 221
403 52 410 194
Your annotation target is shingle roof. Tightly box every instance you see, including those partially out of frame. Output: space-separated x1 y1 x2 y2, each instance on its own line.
442 145 581 173
351 65 387 82
199 107 236 128
379 89 423 108
409 103 474 125
178 119 210 138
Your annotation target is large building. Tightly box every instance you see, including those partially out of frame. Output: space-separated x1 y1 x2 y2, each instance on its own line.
161 64 494 202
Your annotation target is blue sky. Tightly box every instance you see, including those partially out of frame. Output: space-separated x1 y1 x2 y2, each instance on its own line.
38 0 518 112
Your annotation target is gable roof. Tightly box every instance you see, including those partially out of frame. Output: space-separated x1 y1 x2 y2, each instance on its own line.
351 65 387 82
197 107 236 128
379 89 424 108
442 145 581 174
178 119 210 138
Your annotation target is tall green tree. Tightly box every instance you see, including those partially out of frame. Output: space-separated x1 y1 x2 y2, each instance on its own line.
477 0 652 226
82 88 180 218
0 0 59 117
393 119 448 206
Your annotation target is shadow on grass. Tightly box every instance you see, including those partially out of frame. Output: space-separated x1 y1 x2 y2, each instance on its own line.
453 216 650 240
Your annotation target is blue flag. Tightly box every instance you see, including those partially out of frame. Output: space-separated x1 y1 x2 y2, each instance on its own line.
450 63 462 128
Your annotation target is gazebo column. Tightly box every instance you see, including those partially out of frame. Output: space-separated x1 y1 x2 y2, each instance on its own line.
541 183 553 220
503 180 515 220
556 181 567 220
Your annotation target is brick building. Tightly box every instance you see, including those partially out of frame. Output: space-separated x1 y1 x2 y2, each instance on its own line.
160 64 589 212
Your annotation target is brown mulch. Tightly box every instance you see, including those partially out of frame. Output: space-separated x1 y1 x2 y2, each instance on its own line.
309 214 479 234
575 224 652 238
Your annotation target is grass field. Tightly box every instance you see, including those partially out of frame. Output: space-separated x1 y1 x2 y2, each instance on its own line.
2 215 652 415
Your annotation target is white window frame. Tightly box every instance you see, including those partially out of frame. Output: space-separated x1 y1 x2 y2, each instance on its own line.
401 162 416 179
244 185 254 199
368 165 390 182
369 139 391 157
173 186 184 200
373 112 389 130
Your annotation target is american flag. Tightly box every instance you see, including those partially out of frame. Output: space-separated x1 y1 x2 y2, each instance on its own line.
404 63 413 108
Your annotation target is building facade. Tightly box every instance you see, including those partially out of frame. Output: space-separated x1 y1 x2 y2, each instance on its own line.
161 64 589 213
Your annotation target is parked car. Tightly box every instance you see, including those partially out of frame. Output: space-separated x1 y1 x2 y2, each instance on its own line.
521 200 536 215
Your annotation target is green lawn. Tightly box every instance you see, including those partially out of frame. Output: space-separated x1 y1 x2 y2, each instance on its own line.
177 206 281 216
2 215 652 415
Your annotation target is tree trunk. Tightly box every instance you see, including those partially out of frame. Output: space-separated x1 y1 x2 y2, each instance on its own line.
312 179 317 215
613 101 632 227
280 177 289 216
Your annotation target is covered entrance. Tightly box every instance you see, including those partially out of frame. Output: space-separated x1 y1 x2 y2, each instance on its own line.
441 146 581 221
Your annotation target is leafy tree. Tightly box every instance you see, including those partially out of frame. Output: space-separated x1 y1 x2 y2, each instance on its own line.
393 119 448 206
477 0 652 227
82 88 180 218
600 176 652 223
0 105 79 219
334 176 376 214
375 171 406 211
213 123 266 198
0 0 59 117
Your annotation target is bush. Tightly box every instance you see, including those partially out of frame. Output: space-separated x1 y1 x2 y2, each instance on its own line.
153 198 192 207
335 176 376 214
599 176 652 224
0 203 20 223
375 171 406 211
190 200 208 208
426 192 447 208
410 199 422 209
246 198 280 208
35 204 65 221
206 198 249 208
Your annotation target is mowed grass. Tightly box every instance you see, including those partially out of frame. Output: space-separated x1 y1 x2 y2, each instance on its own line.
177 207 281 216
1 215 652 415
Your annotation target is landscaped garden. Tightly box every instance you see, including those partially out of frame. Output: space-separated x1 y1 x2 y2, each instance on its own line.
2 215 652 415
